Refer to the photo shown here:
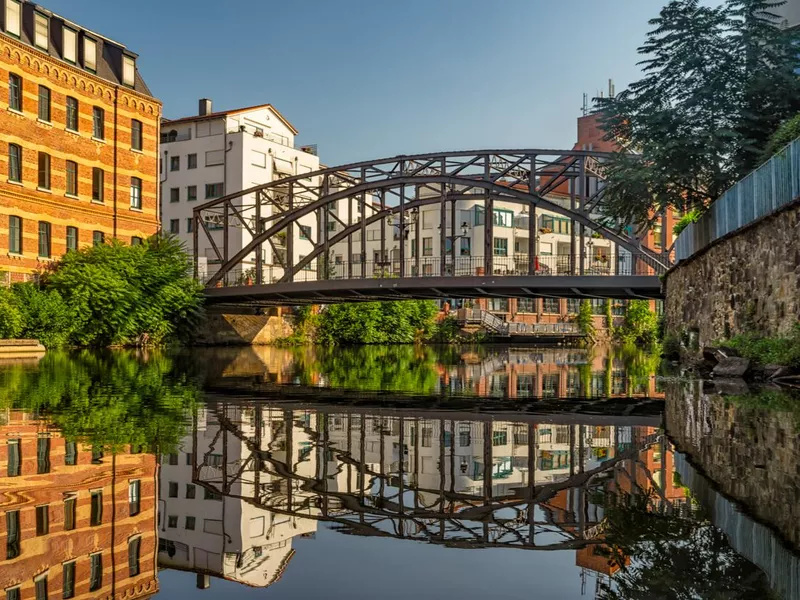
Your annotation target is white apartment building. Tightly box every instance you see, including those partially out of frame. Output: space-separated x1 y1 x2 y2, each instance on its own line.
158 406 318 588
323 189 619 281
160 99 322 281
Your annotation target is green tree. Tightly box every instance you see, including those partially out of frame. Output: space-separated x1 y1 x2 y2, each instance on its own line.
42 234 204 346
596 0 800 227
761 112 800 161
617 300 660 345
577 300 596 338
0 288 23 339
12 283 74 348
316 300 438 345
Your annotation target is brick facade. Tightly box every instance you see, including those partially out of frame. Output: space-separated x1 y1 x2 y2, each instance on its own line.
0 33 160 280
0 413 158 599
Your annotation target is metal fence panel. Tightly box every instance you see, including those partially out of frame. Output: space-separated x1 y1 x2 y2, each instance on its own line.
675 138 800 262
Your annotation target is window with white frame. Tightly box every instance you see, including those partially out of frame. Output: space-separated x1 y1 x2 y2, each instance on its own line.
422 210 434 229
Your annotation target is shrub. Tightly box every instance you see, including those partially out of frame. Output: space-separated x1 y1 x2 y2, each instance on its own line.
723 324 800 368
12 283 74 348
577 300 596 338
762 113 800 163
316 300 439 345
0 288 23 339
673 208 703 236
616 301 659 346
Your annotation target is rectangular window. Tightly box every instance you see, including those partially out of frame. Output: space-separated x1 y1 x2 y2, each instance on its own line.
5 0 20 37
84 37 97 71
488 298 509 312
187 153 197 169
8 143 21 182
170 156 179 171
65 160 78 196
168 481 178 498
542 298 560 314
64 496 76 530
591 299 605 315
128 538 141 577
541 215 571 235
204 487 222 501
185 516 196 530
187 185 197 201
131 119 143 151
567 298 581 314
131 236 143 246
6 511 19 559
92 168 104 201
92 107 104 139
8 73 21 111
37 152 50 189
90 554 103 591
128 480 140 516
64 441 77 465
37 221 51 259
63 28 77 63
34 577 47 600
35 505 48 536
299 225 312 240
460 237 471 256
422 237 433 256
122 56 135 87
205 150 224 166
185 484 196 499
6 587 20 600
38 86 50 122
169 187 179 203
493 238 508 256
62 561 75 599
90 491 102 525
493 209 513 228
186 218 193 233
7 439 20 476
93 231 105 246
612 300 626 316
169 219 179 234
34 13 48 50
36 436 50 472
65 97 78 131
167 515 178 528
130 177 142 209
205 183 223 199
517 298 537 313
91 448 103 464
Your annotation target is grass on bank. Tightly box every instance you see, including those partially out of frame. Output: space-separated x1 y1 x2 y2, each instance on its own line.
720 324 800 368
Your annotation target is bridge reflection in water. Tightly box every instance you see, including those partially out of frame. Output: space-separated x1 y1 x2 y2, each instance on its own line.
157 400 686 594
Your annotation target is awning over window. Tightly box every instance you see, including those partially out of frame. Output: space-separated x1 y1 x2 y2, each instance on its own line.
273 157 294 178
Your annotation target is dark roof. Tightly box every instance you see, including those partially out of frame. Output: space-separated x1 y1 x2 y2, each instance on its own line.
2 0 156 98
164 103 299 135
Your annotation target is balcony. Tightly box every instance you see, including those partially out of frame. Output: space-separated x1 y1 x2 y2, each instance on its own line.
160 130 192 143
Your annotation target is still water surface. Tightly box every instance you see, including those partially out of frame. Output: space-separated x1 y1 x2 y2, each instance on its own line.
0 346 796 599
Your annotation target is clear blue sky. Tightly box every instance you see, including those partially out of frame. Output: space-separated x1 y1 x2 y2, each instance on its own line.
42 0 669 166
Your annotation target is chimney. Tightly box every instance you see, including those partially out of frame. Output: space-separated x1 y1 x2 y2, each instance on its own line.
199 98 213 116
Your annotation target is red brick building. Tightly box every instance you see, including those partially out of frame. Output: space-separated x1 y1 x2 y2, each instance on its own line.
0 0 161 281
0 410 158 599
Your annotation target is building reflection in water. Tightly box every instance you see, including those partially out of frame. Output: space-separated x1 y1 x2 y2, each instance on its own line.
0 409 158 599
158 401 689 596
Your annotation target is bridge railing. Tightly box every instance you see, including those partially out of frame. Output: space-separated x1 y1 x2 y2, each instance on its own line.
201 253 666 287
674 137 800 262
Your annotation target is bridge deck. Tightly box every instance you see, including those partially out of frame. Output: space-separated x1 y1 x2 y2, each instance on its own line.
204 274 663 305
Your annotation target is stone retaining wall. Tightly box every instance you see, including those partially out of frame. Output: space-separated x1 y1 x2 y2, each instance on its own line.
664 199 800 349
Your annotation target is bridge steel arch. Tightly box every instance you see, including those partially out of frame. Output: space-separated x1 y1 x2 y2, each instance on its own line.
193 149 671 295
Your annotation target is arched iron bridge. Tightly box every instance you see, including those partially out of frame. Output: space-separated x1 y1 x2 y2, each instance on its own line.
193 150 671 305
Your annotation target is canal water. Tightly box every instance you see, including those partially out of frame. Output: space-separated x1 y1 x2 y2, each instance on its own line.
0 346 797 599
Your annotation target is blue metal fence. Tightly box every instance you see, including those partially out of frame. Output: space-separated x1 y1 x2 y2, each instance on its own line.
674 137 800 262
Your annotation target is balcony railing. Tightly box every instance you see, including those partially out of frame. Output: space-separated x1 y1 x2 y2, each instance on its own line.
203 253 663 287
160 131 192 143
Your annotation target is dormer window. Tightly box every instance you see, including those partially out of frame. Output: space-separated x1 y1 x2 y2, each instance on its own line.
122 56 135 87
84 37 97 72
34 13 49 50
63 27 77 63
5 0 20 37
